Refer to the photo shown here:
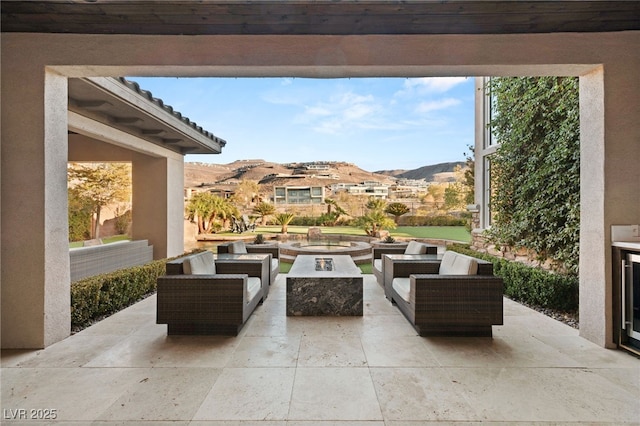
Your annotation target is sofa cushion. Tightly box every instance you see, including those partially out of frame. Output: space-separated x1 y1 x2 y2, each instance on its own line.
373 259 382 274
183 251 216 275
246 277 262 303
404 241 427 255
439 251 478 275
271 258 279 273
392 278 411 303
229 241 248 254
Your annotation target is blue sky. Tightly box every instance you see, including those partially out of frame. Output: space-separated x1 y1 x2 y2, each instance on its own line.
131 77 475 171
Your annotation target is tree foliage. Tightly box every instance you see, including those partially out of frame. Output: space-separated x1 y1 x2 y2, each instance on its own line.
68 188 93 242
68 162 132 239
252 202 276 224
385 202 410 224
487 76 580 274
274 212 295 234
356 196 396 236
320 198 348 226
231 179 261 209
186 192 238 234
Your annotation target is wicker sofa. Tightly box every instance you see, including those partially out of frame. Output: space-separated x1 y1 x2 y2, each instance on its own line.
372 241 438 286
217 240 279 285
157 250 267 335
386 251 503 337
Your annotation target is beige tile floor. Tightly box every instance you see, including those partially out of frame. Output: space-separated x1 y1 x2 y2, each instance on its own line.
2 274 639 425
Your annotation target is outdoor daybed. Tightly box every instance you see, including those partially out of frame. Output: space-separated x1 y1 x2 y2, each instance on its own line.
217 240 279 285
372 240 438 286
387 250 504 337
156 250 268 335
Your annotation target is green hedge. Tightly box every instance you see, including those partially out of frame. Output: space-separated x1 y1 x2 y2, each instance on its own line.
449 244 578 312
71 259 166 329
400 215 467 226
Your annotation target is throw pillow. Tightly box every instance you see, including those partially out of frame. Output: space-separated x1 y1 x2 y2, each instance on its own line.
404 240 427 255
439 251 478 275
183 251 216 275
229 241 248 254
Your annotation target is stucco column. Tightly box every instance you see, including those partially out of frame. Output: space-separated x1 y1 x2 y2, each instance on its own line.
1 69 71 348
580 64 640 348
132 153 185 259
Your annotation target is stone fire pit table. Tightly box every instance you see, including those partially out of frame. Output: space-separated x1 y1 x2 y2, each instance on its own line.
286 255 363 316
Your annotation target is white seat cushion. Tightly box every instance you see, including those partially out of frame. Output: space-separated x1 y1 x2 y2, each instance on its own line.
183 251 216 275
229 241 248 254
439 251 478 275
373 259 382 273
271 258 279 273
246 277 262 303
404 241 427 255
392 278 411 303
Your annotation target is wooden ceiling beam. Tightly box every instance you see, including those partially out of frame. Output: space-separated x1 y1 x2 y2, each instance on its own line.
3 1 639 35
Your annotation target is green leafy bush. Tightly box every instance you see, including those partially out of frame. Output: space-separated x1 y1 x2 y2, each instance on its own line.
71 251 203 329
487 77 580 275
449 244 578 312
290 216 320 226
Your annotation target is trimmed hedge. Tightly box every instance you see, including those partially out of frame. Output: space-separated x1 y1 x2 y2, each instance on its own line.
449 244 578 312
400 215 467 227
71 259 166 328
71 250 203 329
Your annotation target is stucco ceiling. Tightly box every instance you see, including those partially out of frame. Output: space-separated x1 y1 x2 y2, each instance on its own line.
2 1 639 35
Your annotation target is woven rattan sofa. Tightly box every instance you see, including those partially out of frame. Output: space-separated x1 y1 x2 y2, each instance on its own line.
372 240 438 286
157 250 267 335
387 251 503 337
217 240 279 285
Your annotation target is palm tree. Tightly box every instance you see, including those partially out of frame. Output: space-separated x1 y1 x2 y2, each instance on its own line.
186 192 236 234
356 196 395 237
274 212 295 234
355 210 396 237
385 202 410 224
365 197 387 212
252 201 276 225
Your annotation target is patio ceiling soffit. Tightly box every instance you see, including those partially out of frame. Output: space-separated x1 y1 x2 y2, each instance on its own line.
2 1 639 35
68 77 226 155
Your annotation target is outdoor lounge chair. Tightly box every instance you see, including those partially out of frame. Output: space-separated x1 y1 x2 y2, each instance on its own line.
372 240 438 286
157 250 267 335
217 240 279 285
386 250 503 337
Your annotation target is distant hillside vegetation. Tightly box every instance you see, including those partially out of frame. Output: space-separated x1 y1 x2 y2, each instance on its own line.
376 161 465 181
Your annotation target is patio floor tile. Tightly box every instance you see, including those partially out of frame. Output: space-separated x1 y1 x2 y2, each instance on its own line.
1 273 638 424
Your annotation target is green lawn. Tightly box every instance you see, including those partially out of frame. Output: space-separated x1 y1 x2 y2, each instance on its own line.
253 225 471 243
392 226 471 243
69 235 131 248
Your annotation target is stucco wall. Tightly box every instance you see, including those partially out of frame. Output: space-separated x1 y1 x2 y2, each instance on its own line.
2 31 639 348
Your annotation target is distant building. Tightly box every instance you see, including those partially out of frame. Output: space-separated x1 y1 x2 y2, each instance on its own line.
306 164 331 171
347 183 389 199
274 186 325 204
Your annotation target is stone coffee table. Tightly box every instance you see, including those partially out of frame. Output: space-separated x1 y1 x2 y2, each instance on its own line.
286 255 363 316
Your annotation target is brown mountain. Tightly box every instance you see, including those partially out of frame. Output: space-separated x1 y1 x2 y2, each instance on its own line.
375 161 465 182
185 160 464 188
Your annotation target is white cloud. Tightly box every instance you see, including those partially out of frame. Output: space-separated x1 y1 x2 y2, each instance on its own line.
295 90 387 134
396 77 468 97
415 98 461 114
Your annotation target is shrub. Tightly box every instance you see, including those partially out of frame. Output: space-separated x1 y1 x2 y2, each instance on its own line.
70 250 202 329
290 215 320 226
401 215 466 226
448 244 578 312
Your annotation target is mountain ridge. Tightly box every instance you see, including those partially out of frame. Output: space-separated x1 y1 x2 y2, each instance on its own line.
184 160 465 188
